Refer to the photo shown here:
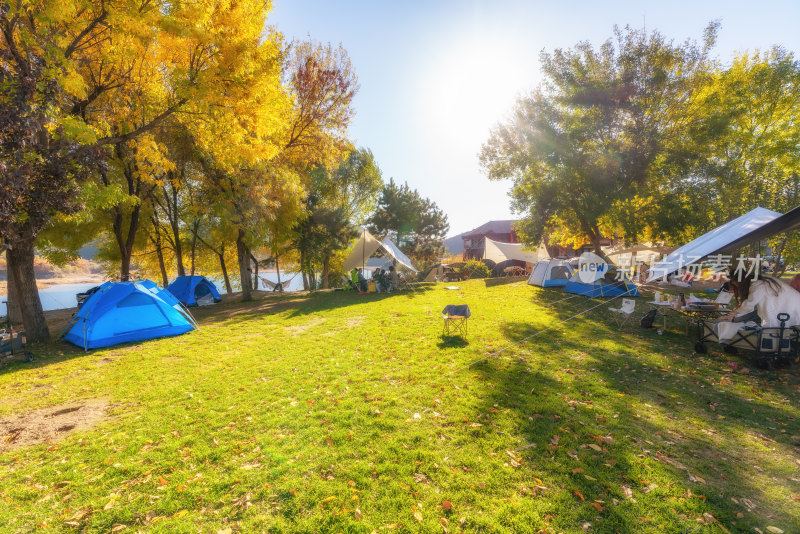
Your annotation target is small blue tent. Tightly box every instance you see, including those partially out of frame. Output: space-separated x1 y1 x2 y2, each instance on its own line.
167 276 222 307
563 268 641 297
62 281 196 350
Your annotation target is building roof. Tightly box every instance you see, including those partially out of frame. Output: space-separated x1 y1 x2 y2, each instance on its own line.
461 220 518 240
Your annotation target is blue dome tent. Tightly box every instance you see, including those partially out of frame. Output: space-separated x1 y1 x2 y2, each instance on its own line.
563 267 641 298
166 276 222 307
61 281 196 350
527 259 574 288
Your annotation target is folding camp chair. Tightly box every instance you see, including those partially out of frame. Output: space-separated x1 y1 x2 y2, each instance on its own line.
609 298 636 327
715 290 733 308
442 304 471 339
343 275 359 291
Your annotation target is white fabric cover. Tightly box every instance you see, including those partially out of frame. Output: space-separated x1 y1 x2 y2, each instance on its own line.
343 230 419 273
380 237 418 273
484 237 546 264
343 230 384 272
646 207 781 282
604 243 675 267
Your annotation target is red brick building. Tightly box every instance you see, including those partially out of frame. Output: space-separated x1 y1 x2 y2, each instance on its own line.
461 220 518 260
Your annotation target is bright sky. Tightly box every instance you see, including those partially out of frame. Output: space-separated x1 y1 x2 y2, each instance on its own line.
269 0 800 237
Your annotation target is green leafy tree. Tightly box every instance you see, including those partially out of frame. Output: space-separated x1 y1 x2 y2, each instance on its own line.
0 0 288 339
293 148 383 289
480 24 719 254
368 179 449 267
687 49 800 264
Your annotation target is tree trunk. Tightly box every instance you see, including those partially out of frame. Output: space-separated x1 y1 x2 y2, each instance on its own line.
218 249 232 294
300 249 309 290
111 146 146 281
150 216 170 287
167 182 186 277
112 201 142 282
5 249 23 324
172 220 185 277
190 220 198 276
236 228 252 301
6 236 49 341
307 268 316 290
322 254 330 289
590 226 603 256
247 250 258 291
120 251 132 281
275 254 281 287
154 238 169 288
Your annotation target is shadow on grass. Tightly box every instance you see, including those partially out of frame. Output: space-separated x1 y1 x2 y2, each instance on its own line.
483 276 527 288
0 339 113 374
281 285 435 319
437 335 469 349
477 314 800 531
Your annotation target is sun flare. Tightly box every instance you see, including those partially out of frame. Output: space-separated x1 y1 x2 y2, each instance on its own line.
425 36 536 150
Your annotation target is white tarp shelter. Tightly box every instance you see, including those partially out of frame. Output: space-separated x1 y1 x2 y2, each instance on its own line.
379 236 418 273
483 237 548 264
645 207 781 283
343 229 418 273
603 243 676 266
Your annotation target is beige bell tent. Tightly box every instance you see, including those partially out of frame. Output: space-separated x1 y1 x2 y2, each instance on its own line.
343 229 418 273
423 263 460 282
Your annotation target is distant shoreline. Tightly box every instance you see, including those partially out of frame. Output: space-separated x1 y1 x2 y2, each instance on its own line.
0 268 300 297
0 275 107 295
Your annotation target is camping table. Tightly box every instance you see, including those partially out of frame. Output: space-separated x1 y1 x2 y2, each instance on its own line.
503 266 527 277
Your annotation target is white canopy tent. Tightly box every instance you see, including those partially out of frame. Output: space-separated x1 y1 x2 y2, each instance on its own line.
645 207 781 283
343 229 418 273
603 243 676 266
483 237 548 264
379 236 418 273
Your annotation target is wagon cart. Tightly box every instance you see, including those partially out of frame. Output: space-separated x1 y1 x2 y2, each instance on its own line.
695 312 800 369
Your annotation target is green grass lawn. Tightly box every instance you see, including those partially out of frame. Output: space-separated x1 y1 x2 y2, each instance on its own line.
1 280 799 533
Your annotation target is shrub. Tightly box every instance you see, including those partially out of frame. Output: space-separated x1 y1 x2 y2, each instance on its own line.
461 259 491 278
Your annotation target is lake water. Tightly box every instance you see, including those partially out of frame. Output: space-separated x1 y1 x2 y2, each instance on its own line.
0 282 100 315
0 271 304 316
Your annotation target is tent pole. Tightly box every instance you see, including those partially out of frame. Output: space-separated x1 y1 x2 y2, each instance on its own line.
362 228 365 271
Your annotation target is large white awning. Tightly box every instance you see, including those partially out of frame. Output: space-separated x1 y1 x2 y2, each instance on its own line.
380 237 418 272
483 237 547 264
645 207 781 282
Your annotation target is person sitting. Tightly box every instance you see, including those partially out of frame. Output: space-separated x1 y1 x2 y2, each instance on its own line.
719 269 800 328
374 268 385 292
348 268 359 290
357 268 368 293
